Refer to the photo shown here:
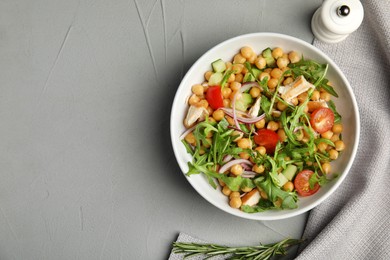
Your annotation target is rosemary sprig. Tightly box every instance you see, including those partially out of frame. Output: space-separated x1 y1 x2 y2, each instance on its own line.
172 238 303 260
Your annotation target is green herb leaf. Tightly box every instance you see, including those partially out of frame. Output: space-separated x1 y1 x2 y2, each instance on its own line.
172 238 304 260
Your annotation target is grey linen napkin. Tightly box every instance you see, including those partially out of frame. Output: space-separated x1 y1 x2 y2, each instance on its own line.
170 0 390 259
296 0 390 259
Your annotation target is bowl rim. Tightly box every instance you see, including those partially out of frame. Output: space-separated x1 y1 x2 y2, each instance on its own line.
170 32 360 220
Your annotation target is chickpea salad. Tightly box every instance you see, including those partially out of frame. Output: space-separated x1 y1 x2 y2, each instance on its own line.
180 46 344 213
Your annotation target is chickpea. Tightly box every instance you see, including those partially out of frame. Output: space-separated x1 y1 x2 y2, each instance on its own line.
218 178 225 187
259 72 270 81
205 130 213 138
194 99 208 109
270 68 283 79
225 62 233 70
247 53 257 64
332 124 343 134
212 109 225 121
204 71 213 81
329 149 339 160
288 51 300 63
208 117 216 124
229 191 240 199
291 97 299 106
277 57 289 69
317 142 328 152
235 73 243 83
274 198 283 208
267 78 279 89
272 47 283 59
258 188 268 199
188 94 200 105
255 56 267 69
184 132 196 145
311 90 320 101
191 84 204 95
320 91 331 101
229 197 242 209
321 162 331 174
222 186 232 196
283 181 294 192
239 152 250 160
283 77 294 86
229 91 238 101
220 99 229 109
303 105 309 113
227 73 236 83
335 140 345 151
241 186 253 193
203 137 212 148
264 68 272 74
277 129 287 142
330 134 340 142
240 46 254 59
232 64 244 74
253 164 265 174
233 53 246 64
321 130 333 140
230 81 241 92
249 87 261 98
237 138 252 149
225 116 235 126
297 92 308 103
255 118 266 129
222 87 232 99
281 66 292 76
267 121 279 131
255 146 267 155
277 101 288 111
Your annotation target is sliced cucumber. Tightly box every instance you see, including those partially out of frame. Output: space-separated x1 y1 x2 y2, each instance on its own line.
243 68 261 82
235 93 253 112
211 59 226 73
262 48 276 67
208 72 223 86
277 173 289 187
282 164 298 181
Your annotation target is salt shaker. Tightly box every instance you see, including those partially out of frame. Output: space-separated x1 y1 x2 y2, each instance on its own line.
311 0 364 43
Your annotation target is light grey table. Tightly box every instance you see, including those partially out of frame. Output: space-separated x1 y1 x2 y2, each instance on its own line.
0 0 322 259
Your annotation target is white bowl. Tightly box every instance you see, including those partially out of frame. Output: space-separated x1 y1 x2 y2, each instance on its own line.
170 33 360 220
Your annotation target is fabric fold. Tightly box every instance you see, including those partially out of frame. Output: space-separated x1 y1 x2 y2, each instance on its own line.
297 0 390 259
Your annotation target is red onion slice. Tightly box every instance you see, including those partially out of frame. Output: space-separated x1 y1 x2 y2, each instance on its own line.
180 124 197 140
222 155 233 163
241 171 257 178
219 159 253 174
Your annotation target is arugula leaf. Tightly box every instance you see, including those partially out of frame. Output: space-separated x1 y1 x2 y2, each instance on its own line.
314 138 335 147
241 199 275 213
328 100 342 123
219 175 255 192
309 172 329 189
254 176 298 209
220 69 235 89
260 95 272 118
289 59 338 97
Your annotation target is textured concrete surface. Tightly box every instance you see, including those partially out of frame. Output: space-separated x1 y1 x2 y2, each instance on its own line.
0 0 321 259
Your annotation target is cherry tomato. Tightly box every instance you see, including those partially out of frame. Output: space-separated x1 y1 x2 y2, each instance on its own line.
310 107 335 134
253 129 280 153
294 170 320 197
205 86 224 110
